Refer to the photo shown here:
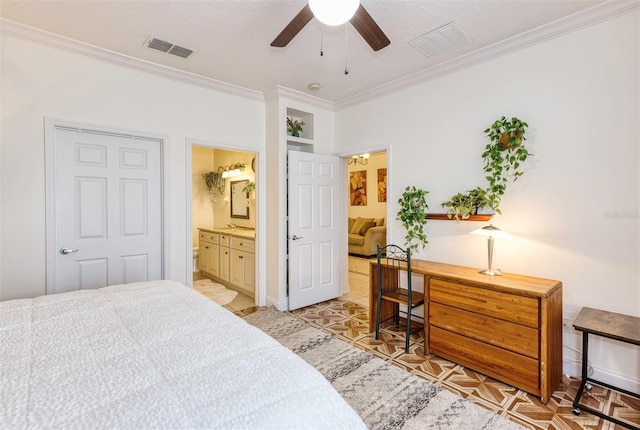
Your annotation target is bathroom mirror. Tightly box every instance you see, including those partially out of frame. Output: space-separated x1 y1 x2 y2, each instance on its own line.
230 180 249 219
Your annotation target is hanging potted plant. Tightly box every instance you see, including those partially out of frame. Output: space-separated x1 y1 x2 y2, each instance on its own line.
441 186 489 221
202 167 225 195
482 116 532 214
396 186 429 252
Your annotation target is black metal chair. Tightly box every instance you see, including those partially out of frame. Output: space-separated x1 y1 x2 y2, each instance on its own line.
374 244 425 353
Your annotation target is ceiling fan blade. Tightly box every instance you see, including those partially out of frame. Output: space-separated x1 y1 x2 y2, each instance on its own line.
350 4 390 51
271 4 314 48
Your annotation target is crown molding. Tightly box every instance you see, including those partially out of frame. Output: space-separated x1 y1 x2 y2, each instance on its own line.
270 85 335 111
334 0 640 110
0 18 265 102
2 0 637 111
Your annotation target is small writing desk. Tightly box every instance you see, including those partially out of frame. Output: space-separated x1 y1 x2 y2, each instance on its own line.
572 307 640 430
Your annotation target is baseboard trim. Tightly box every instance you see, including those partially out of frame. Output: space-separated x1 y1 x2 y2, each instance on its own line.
563 359 640 394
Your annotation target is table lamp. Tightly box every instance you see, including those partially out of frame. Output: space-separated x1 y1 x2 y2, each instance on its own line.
469 224 510 275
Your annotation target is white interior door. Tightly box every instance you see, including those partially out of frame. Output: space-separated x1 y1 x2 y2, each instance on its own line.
50 127 163 294
288 150 342 310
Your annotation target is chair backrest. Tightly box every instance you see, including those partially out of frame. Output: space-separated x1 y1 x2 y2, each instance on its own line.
376 244 412 296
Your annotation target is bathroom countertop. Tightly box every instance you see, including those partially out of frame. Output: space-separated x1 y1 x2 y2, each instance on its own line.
199 227 255 239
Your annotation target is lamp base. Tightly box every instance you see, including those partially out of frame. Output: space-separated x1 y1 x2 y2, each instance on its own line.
479 268 502 276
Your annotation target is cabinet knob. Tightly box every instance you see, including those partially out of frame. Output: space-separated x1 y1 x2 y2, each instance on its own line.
239 255 244 259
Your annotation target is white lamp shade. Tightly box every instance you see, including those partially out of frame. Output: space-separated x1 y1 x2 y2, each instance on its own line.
470 224 510 239
309 0 360 26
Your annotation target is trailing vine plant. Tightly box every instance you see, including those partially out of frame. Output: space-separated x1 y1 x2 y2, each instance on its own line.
482 116 532 213
396 186 429 253
202 169 225 195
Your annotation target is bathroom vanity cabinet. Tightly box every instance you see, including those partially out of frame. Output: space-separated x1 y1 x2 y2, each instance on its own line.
198 228 255 297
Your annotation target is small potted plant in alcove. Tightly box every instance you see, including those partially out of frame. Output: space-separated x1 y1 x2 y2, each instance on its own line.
287 117 305 137
482 116 532 214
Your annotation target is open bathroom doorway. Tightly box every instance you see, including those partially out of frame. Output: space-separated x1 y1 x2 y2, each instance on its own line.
191 144 257 312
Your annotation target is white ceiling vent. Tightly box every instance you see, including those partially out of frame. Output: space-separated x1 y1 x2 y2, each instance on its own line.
409 22 471 57
145 36 194 59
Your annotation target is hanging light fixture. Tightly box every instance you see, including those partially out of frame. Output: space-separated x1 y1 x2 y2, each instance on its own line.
348 153 369 166
220 162 246 179
309 0 360 26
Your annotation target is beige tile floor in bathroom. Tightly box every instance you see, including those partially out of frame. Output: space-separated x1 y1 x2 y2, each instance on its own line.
196 255 371 311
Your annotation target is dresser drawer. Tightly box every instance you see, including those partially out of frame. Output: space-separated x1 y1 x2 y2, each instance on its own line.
430 278 539 328
230 236 255 253
199 231 219 244
430 302 539 359
430 326 540 394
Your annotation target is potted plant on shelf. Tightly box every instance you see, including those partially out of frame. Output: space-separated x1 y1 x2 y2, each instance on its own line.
242 181 255 195
396 186 429 252
287 117 305 137
441 186 489 221
482 116 532 214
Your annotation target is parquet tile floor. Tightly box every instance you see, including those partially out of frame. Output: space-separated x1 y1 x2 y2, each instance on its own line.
231 297 639 430
226 256 639 429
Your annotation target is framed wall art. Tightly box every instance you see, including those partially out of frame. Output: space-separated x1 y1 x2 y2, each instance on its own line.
377 168 387 202
350 170 367 206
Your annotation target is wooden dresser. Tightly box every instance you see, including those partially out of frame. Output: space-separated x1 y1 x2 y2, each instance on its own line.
369 259 563 403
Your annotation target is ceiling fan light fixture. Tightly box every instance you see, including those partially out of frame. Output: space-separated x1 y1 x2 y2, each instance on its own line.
309 0 360 26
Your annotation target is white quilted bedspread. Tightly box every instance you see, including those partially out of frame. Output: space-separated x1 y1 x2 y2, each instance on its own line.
0 281 366 429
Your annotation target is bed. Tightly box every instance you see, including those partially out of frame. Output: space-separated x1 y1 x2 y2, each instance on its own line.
1 280 366 429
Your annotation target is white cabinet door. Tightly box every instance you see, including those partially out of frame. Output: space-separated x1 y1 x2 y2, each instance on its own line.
230 248 243 288
220 245 230 281
230 248 255 295
199 240 211 273
241 251 255 293
210 243 220 278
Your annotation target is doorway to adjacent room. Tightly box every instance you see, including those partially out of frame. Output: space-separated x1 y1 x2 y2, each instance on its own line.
343 150 388 308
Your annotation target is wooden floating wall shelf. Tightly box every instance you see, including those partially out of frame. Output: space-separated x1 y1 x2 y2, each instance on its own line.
425 213 494 221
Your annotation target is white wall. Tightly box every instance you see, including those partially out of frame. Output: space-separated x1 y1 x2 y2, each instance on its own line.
192 146 216 246
348 151 387 220
0 34 265 300
336 11 639 389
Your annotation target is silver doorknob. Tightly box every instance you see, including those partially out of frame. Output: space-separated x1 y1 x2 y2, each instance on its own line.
59 247 79 255
291 235 303 241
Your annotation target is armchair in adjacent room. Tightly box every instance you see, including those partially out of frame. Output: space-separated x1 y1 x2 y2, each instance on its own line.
348 217 387 256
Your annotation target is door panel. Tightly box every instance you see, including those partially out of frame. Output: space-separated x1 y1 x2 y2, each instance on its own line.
51 127 162 293
288 151 342 310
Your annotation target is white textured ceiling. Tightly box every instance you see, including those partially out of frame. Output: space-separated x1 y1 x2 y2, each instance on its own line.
0 0 631 104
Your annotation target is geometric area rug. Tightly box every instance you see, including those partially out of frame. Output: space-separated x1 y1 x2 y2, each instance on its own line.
243 307 525 430
194 278 237 306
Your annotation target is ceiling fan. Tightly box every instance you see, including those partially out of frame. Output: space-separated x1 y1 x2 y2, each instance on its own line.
271 0 390 52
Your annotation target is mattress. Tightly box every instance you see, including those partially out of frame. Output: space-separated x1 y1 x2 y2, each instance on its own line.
0 280 366 429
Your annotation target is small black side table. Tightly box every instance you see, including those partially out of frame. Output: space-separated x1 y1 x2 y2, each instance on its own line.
572 307 640 430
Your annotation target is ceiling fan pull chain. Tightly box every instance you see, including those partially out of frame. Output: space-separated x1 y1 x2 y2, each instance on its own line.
344 24 349 75
320 25 324 56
